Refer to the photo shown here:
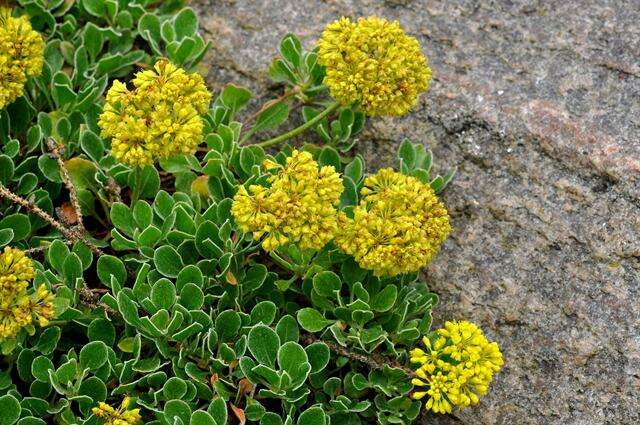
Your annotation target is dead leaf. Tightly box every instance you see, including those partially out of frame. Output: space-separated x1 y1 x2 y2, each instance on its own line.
226 271 237 285
57 202 78 225
230 404 246 425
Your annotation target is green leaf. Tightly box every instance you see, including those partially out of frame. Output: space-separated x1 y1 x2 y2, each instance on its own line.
110 202 135 235
398 138 416 169
277 341 309 384
250 301 277 326
164 377 188 400
63 253 83 287
215 310 241 341
207 398 227 425
260 413 283 425
97 255 126 287
133 201 153 229
190 410 216 425
312 271 341 298
220 84 251 115
79 341 108 371
247 324 280 368
138 13 161 41
136 166 161 198
177 265 204 290
317 146 341 170
31 356 54 382
88 319 116 345
16 418 46 425
0 155 14 184
80 130 105 162
116 292 140 326
0 228 12 247
154 245 184 278
164 399 192 424
179 283 204 310
174 7 198 39
344 156 363 183
0 214 30 241
47 239 69 273
152 278 176 310
253 102 289 133
82 0 105 17
305 342 330 373
297 406 326 425
238 147 255 174
279 33 302 67
78 376 107 406
72 242 93 270
35 326 61 355
39 154 62 182
65 157 98 190
0 394 20 425
297 308 331 333
370 285 398 312
276 315 299 344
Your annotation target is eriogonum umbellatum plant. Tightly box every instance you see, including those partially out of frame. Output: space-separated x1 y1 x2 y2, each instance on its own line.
0 2 502 424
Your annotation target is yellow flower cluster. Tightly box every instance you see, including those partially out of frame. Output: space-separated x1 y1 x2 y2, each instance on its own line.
0 8 44 109
232 150 343 251
99 59 211 167
317 16 431 116
0 247 54 341
92 397 142 425
410 321 504 414
335 169 450 277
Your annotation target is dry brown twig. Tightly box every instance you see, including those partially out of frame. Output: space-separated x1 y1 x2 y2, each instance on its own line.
0 184 103 255
46 138 85 231
301 333 416 378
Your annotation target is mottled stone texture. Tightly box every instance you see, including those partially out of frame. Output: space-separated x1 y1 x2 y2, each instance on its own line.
193 1 640 423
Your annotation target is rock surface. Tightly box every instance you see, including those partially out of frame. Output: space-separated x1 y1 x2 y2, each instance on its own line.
193 1 640 423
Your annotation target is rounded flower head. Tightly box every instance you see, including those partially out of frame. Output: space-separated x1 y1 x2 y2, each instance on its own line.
317 16 431 116
410 321 504 413
0 8 45 109
0 247 54 342
99 59 211 167
232 150 343 251
335 169 450 277
92 397 142 425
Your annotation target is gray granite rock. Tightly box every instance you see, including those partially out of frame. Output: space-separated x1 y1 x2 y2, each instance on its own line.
193 1 640 423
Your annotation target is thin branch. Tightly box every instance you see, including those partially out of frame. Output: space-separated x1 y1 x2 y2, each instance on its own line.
104 176 122 203
47 138 84 231
77 286 118 316
0 184 103 255
302 333 416 378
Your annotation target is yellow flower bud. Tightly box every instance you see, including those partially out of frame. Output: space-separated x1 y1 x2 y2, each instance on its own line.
231 150 342 251
335 168 450 277
0 8 44 109
318 16 431 116
99 59 211 167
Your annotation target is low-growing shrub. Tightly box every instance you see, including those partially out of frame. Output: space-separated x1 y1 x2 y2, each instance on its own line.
0 2 503 424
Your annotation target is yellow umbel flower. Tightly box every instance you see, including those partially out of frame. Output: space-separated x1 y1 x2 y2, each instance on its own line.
317 16 431 116
232 150 343 251
0 247 54 341
335 169 450 277
0 8 44 109
410 321 504 413
99 59 211 167
92 396 142 425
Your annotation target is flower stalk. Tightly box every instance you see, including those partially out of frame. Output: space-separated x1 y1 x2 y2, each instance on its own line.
253 101 340 149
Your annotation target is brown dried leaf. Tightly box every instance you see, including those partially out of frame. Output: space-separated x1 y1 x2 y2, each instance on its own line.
226 271 237 285
57 202 78 225
230 404 246 425
238 378 254 396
